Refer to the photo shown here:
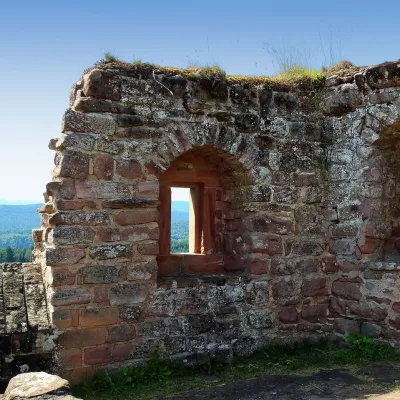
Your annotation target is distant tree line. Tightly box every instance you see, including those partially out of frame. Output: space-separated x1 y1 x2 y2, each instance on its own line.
171 220 189 253
171 239 189 253
0 231 33 248
0 247 32 262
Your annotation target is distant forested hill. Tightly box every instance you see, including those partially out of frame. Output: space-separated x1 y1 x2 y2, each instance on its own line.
171 201 189 252
171 201 189 221
0 204 41 252
0 204 41 261
0 204 41 231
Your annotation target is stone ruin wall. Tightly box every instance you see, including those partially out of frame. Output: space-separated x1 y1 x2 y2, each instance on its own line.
0 263 54 389
6 59 400 384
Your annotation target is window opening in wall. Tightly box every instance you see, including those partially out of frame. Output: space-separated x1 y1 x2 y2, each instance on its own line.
170 187 190 253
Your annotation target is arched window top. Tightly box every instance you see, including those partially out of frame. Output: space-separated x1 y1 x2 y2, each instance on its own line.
157 146 251 277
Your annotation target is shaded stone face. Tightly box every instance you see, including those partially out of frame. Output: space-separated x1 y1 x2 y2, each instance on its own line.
27 59 400 384
0 264 54 387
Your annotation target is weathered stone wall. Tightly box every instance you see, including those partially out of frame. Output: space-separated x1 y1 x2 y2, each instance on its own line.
0 263 54 389
31 59 400 383
322 64 400 339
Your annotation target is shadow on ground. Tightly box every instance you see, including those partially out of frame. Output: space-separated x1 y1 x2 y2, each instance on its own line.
166 365 400 400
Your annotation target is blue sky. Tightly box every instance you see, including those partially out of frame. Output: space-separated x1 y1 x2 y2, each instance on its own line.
1 0 399 202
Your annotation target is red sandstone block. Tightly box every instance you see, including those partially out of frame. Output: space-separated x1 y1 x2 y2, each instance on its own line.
392 302 400 314
391 318 400 330
248 259 271 275
92 287 110 305
51 287 90 306
383 239 400 256
137 181 159 200
332 279 362 301
59 327 107 349
248 233 283 256
157 255 183 276
338 261 365 273
301 304 327 323
97 227 121 242
116 159 143 179
55 199 97 211
292 172 318 186
52 309 73 328
330 297 347 316
278 306 299 324
183 254 224 273
121 223 159 241
321 254 340 273
46 247 85 266
331 224 359 238
223 255 245 272
333 318 360 335
137 241 159 255
349 302 387 321
272 279 294 299
225 219 241 232
223 233 247 255
357 238 382 254
112 342 134 361
109 284 148 306
80 307 119 327
51 267 76 286
93 154 114 180
143 160 162 177
84 345 112 365
215 209 222 219
244 215 294 235
127 257 157 281
46 180 76 200
75 181 131 200
107 324 136 343
57 150 90 180
72 309 79 327
301 277 328 297
115 209 158 226
59 348 82 369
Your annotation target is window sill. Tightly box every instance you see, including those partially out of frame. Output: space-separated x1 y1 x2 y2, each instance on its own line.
157 254 246 277
157 254 224 276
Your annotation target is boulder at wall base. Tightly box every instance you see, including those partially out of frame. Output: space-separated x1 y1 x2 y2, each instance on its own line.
2 372 81 400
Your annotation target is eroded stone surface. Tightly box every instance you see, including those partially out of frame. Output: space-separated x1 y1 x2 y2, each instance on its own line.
22 58 400 384
0 264 54 389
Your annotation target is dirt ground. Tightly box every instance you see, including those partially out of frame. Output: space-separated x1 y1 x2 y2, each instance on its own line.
167 365 400 400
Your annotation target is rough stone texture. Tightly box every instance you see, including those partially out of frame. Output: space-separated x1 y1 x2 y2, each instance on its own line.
27 58 400 383
0 264 54 390
3 372 80 400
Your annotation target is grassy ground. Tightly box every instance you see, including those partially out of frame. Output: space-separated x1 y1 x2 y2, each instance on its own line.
72 335 400 400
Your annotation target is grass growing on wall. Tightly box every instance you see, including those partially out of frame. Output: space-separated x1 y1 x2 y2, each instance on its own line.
93 53 362 88
274 65 324 82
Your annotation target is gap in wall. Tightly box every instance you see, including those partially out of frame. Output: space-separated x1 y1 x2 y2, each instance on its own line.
170 187 190 253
